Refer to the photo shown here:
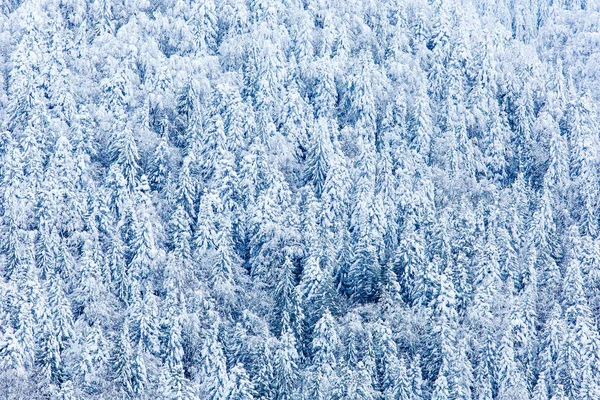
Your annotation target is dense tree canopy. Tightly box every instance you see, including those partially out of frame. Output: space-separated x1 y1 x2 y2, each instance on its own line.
1 0 600 398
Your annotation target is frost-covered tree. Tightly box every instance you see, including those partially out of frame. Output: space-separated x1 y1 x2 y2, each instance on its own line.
273 327 299 400
227 363 255 400
198 320 229 400
304 118 333 198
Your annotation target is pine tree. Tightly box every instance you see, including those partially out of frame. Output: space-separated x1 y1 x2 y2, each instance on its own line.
169 204 193 278
112 320 135 396
304 118 333 198
128 176 161 283
210 213 242 310
313 61 337 120
47 276 74 353
161 318 195 400
130 339 149 398
306 309 341 399
394 358 412 400
351 361 378 400
349 228 381 304
213 146 240 214
175 81 200 148
0 325 26 379
538 304 565 396
496 329 529 400
193 0 219 54
431 368 451 400
175 155 197 221
73 238 110 324
531 370 549 400
128 281 160 357
550 384 567 400
198 321 229 400
346 50 377 133
112 125 140 191
253 340 275 400
395 216 428 306
579 359 600 400
409 355 425 400
298 251 335 346
194 192 220 263
248 167 292 286
446 333 471 399
227 363 255 400
150 127 171 192
274 254 299 336
273 328 299 400
334 225 354 298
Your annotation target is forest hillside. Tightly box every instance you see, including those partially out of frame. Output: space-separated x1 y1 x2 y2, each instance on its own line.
1 0 600 399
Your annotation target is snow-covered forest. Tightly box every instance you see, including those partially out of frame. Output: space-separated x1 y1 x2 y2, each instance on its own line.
2 0 600 398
